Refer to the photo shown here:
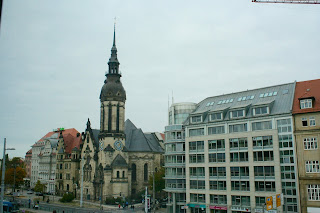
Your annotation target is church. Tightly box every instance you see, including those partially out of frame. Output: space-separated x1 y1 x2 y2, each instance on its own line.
79 28 164 201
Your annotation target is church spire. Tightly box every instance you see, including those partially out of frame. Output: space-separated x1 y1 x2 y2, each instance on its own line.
107 23 120 76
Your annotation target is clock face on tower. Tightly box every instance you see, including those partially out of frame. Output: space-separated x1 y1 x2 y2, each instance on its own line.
114 140 123 151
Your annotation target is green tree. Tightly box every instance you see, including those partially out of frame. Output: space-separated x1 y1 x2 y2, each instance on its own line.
34 180 45 193
148 167 165 198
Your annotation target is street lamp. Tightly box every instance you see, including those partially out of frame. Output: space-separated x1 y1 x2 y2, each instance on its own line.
0 138 16 213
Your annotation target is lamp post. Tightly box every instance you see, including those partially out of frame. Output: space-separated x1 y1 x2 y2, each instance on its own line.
0 138 16 213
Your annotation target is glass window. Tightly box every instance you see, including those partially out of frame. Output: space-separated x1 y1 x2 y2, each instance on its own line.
300 99 313 109
255 181 276 192
189 141 204 152
209 181 226 190
253 151 274 161
230 167 249 178
229 123 247 133
190 167 205 178
209 167 226 178
254 106 268 115
191 115 202 123
310 117 316 126
230 138 248 149
190 180 205 189
308 185 320 201
189 154 205 163
231 181 250 191
304 138 318 150
280 150 295 164
210 112 223 121
232 196 250 206
210 195 227 205
208 126 225 135
279 134 293 148
256 197 266 207
305 161 320 173
230 152 249 162
253 136 273 148
189 128 204 137
252 120 272 131
254 166 275 177
230 110 245 118
277 119 292 133
190 194 206 203
208 139 225 150
209 153 225 163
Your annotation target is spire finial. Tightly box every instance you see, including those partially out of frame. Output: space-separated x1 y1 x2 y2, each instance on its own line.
113 17 116 47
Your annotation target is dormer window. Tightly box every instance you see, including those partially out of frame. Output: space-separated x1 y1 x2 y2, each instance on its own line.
191 115 202 123
230 109 245 119
300 99 313 109
254 106 269 116
210 112 223 121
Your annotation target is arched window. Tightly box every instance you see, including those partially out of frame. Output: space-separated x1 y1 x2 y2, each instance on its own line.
122 171 125 178
132 164 136 182
144 163 148 181
117 171 120 178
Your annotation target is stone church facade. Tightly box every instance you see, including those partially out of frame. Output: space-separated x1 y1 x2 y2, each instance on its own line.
79 29 164 201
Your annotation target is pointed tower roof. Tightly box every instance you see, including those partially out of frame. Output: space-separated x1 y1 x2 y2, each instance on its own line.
100 26 126 102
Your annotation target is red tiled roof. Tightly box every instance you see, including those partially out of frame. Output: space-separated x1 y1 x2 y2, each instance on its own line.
62 133 82 154
32 128 79 147
293 79 320 114
38 128 79 142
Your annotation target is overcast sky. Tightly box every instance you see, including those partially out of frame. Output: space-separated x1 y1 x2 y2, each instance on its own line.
0 1 319 158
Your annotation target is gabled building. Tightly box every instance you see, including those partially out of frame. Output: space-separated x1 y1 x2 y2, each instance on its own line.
292 79 320 213
55 131 82 196
30 128 79 191
24 149 32 187
79 28 164 201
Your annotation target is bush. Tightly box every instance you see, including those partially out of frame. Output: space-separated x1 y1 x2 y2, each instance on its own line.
105 196 122 205
59 193 74 203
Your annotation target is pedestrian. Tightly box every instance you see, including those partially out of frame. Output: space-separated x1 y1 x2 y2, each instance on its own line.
28 199 31 208
132 205 134 210
47 198 50 203
118 204 121 209
53 210 56 213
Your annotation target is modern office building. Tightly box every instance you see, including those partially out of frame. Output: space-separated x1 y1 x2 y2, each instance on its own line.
167 82 300 213
292 79 320 213
165 102 197 213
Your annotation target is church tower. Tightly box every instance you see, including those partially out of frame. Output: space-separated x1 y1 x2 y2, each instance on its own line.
99 26 126 140
97 26 130 198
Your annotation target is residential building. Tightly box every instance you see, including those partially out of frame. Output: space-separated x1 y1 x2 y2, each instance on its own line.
55 132 82 196
292 79 320 213
165 102 197 213
24 149 32 188
79 29 164 201
172 82 300 213
30 128 79 191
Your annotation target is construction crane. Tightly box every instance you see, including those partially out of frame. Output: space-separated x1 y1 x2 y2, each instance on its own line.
253 0 320 4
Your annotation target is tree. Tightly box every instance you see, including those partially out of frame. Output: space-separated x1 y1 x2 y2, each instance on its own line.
148 167 165 198
34 180 45 193
4 166 26 188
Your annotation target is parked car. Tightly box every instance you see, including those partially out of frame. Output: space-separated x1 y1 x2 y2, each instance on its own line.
35 192 43 196
27 191 33 194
